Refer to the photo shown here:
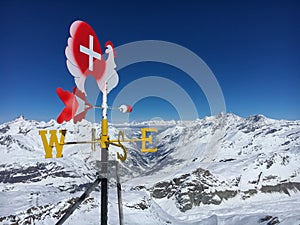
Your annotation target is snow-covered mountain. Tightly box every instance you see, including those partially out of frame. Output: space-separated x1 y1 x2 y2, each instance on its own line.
0 113 300 224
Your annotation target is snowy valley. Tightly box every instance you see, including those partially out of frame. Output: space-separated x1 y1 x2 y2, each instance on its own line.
0 113 300 225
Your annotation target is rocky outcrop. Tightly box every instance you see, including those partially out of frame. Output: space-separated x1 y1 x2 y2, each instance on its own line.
151 168 300 212
0 162 79 184
151 167 234 212
261 182 300 196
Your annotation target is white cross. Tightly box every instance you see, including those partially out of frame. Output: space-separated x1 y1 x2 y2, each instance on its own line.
80 35 101 71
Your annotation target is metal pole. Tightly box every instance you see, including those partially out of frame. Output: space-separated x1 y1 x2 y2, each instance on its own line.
100 82 108 225
100 148 108 225
115 161 124 225
101 175 108 225
91 128 96 151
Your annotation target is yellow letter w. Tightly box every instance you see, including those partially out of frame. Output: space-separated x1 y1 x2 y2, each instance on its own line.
39 130 66 158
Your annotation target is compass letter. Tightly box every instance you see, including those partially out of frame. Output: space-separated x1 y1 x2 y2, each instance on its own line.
140 128 158 153
39 130 67 158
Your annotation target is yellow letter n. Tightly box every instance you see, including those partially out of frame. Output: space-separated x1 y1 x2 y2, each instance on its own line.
39 130 66 158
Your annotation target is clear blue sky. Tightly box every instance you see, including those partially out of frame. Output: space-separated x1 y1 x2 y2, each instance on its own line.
0 0 299 123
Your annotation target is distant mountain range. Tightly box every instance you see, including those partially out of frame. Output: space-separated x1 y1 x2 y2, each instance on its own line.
0 113 300 224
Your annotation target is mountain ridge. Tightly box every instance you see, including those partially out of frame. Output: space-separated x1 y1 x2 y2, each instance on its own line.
0 113 300 224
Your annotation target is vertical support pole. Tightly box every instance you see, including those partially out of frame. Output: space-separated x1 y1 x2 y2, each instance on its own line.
101 119 109 171
101 177 108 225
116 161 124 225
102 82 108 120
100 147 108 225
91 128 96 151
100 82 108 225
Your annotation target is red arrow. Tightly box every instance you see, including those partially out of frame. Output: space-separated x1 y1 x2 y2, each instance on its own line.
56 87 92 124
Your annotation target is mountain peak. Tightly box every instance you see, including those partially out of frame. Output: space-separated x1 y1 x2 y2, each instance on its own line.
14 115 26 121
246 114 267 124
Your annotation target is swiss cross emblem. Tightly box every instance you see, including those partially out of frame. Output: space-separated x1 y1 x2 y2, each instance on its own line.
79 35 101 71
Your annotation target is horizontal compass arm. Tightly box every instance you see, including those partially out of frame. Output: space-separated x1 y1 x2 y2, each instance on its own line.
109 138 144 143
59 140 100 145
109 127 158 153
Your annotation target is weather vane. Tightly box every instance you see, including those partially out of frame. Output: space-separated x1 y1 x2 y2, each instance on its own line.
38 20 158 225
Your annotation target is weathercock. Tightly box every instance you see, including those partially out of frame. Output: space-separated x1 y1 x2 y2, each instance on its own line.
57 20 120 123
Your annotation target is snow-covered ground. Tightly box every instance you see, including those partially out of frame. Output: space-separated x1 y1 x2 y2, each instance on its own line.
0 113 300 224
